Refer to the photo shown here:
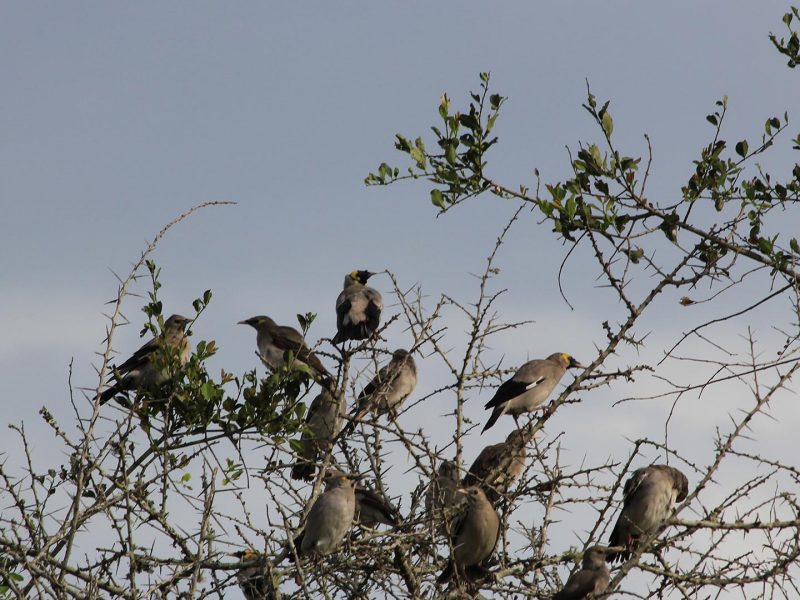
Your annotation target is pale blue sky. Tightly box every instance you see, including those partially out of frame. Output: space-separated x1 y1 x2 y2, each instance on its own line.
2 3 798 597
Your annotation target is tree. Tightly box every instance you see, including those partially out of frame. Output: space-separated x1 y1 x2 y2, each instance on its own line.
2 8 800 600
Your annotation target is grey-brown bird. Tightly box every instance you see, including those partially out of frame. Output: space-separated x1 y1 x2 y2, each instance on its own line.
238 315 331 383
232 549 277 600
291 388 346 481
607 464 689 563
98 314 192 405
426 460 462 535
437 487 500 585
343 349 417 435
553 546 610 600
426 460 460 516
332 270 383 344
463 426 531 502
354 486 400 528
482 352 584 433
299 471 357 557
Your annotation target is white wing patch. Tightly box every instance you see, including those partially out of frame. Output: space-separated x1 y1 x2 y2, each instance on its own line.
525 376 546 390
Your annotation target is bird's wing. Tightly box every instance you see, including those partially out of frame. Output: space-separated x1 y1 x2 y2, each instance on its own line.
622 468 651 505
465 445 502 484
553 570 599 600
335 291 352 323
116 336 160 375
355 488 399 526
273 325 306 352
483 378 530 409
364 287 383 318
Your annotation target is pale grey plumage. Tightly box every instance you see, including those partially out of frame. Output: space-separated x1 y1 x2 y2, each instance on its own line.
438 487 500 585
98 314 192 405
238 315 331 382
291 388 346 481
607 465 689 563
300 473 357 556
333 270 383 344
482 352 584 433
343 349 417 434
553 546 610 600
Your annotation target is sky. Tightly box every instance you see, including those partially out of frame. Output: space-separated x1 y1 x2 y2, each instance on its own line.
2 2 799 597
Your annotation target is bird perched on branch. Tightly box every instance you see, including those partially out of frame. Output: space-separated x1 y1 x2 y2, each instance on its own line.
426 460 461 534
553 546 610 600
354 486 401 528
607 464 689 563
98 314 192 405
238 315 331 384
463 426 532 502
333 270 383 344
296 471 359 557
482 352 584 433
291 388 346 481
438 486 500 585
342 349 417 435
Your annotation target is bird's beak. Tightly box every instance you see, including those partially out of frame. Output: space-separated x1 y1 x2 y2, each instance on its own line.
237 319 249 325
456 488 468 496
568 357 585 369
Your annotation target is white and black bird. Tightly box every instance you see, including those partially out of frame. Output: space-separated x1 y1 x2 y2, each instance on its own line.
98 314 192 405
437 487 500 585
343 349 417 435
553 546 610 600
298 471 358 557
238 315 331 383
463 426 531 502
291 388 346 481
482 352 584 433
332 270 383 344
607 464 689 563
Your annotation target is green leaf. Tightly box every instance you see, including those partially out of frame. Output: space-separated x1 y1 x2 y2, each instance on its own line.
431 189 445 209
601 111 614 137
706 114 718 126
790 238 800 253
735 140 748 157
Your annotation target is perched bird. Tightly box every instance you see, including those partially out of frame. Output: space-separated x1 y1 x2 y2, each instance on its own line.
98 314 192 405
333 270 383 344
553 546 610 600
343 349 417 435
354 486 400 528
238 315 331 383
482 352 584 433
463 426 531 502
291 388 346 481
607 464 689 563
233 549 277 600
299 471 357 557
426 460 461 534
438 487 500 585
425 460 460 517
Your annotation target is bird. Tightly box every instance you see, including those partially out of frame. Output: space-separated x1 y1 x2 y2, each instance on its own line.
98 314 192 405
332 270 383 344
437 487 500 585
299 471 358 557
354 486 400 528
291 388 346 481
463 426 531 502
553 546 610 600
425 460 461 534
238 315 331 383
607 464 689 563
426 460 460 516
232 549 277 600
342 349 417 435
482 352 584 433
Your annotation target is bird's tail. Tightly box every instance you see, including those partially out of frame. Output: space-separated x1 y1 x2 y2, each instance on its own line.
481 407 502 433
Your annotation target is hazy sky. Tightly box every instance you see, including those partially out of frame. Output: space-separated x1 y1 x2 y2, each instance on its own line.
2 3 799 597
